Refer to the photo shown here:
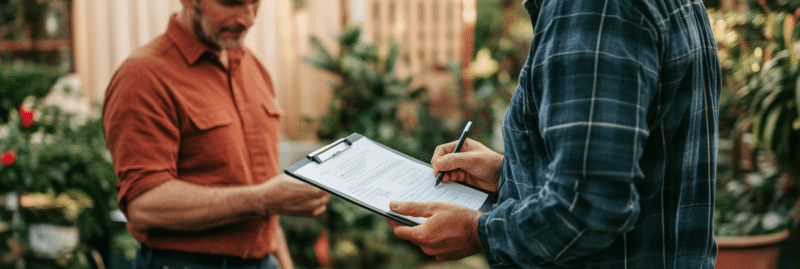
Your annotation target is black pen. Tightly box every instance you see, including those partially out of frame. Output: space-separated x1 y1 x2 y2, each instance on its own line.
435 121 473 186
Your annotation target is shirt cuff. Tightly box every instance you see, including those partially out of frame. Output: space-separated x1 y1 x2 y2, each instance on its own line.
117 170 175 215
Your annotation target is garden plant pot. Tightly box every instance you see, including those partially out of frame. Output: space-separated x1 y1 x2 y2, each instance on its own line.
716 229 791 269
28 222 79 258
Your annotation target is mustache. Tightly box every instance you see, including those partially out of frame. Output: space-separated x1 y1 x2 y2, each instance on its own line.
221 24 247 33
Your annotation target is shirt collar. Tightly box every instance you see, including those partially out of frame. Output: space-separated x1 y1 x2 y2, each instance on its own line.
524 0 542 23
166 14 246 66
166 14 218 65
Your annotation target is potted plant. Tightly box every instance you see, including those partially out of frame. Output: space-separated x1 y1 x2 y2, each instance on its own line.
710 1 800 266
19 190 93 259
714 47 800 268
715 143 797 269
0 63 116 269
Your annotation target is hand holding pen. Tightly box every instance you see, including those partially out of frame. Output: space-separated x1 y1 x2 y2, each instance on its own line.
431 121 503 191
435 121 472 186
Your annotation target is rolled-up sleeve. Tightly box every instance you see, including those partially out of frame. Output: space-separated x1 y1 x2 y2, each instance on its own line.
103 58 180 215
478 1 660 267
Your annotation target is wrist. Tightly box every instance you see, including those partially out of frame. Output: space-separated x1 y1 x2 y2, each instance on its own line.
465 212 483 250
244 183 271 217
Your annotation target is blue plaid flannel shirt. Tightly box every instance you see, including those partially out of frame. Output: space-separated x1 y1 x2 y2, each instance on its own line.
477 0 721 268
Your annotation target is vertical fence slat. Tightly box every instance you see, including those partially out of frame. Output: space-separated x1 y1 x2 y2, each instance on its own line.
89 0 111 102
133 0 147 47
423 0 434 68
394 0 408 78
109 1 132 70
407 0 420 75
363 0 374 43
437 0 448 66
379 0 391 47
452 0 463 67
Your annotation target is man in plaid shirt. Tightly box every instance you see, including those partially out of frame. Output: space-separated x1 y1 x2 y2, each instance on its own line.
388 0 721 268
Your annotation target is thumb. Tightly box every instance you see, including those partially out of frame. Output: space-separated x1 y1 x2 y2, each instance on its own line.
390 201 433 218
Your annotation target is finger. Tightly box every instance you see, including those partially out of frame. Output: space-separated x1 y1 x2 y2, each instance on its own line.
432 139 483 175
443 170 467 183
311 205 326 216
301 187 327 200
386 218 403 229
313 195 330 208
434 154 463 175
440 171 459 184
390 201 434 218
318 192 331 203
431 141 459 162
431 140 464 174
391 225 418 241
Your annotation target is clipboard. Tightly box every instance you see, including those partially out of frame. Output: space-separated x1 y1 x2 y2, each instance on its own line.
285 133 497 226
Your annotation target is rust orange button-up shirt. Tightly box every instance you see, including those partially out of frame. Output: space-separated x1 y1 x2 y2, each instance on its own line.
103 16 281 259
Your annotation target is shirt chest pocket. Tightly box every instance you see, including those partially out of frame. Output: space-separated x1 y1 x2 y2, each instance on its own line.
257 101 281 151
190 109 233 131
185 109 235 157
262 99 282 118
182 109 237 174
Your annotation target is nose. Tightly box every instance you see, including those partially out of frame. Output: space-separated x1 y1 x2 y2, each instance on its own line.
236 3 257 28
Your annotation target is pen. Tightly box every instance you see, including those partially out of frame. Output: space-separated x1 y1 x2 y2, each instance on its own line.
435 121 472 186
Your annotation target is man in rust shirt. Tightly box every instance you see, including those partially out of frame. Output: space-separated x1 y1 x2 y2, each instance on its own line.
103 0 330 268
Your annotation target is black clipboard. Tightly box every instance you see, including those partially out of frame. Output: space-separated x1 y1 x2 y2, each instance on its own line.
285 133 496 226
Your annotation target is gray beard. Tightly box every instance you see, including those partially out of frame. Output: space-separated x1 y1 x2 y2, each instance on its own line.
192 6 222 50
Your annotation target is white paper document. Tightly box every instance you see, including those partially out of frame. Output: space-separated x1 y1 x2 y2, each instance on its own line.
293 138 490 224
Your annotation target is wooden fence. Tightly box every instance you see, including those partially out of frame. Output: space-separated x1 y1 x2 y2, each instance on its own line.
70 0 474 139
358 0 471 78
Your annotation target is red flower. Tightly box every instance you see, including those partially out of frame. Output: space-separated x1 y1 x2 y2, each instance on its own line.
314 232 331 267
1 150 15 167
19 106 34 130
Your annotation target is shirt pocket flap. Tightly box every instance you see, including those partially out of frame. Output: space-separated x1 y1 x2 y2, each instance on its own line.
190 110 233 130
263 101 282 117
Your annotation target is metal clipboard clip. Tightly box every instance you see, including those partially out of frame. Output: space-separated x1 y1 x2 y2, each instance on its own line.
307 137 353 163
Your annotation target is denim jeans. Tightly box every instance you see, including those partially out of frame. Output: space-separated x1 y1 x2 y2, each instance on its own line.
132 244 280 269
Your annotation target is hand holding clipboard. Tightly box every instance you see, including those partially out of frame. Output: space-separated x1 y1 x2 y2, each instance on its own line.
284 133 496 226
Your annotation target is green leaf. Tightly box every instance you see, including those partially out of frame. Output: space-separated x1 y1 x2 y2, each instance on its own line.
384 39 400 74
760 85 792 111
773 106 796 163
773 12 787 42
761 50 789 73
407 87 427 99
796 74 800 115
760 102 786 151
752 104 769 147
304 36 337 72
338 26 362 48
351 43 378 61
303 56 339 73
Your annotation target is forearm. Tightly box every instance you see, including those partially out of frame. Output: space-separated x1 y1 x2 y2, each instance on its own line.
126 180 265 231
479 179 638 266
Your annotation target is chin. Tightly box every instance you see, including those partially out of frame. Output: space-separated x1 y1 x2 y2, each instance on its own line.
216 38 245 50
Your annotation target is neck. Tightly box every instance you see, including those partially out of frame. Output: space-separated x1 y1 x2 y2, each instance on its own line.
218 50 229 69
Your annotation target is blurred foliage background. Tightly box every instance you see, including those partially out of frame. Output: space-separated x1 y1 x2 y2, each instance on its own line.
285 1 532 268
709 0 800 238
4 0 800 268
